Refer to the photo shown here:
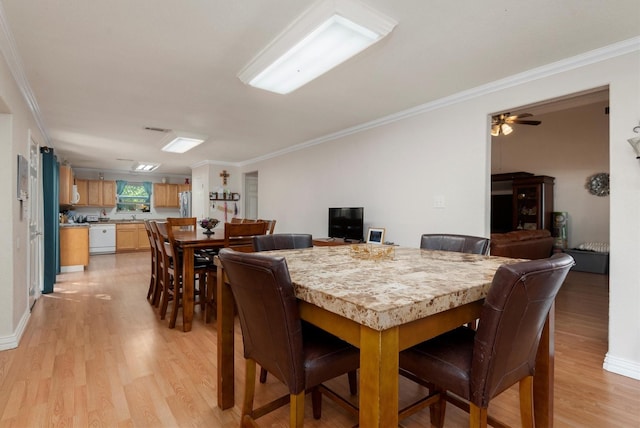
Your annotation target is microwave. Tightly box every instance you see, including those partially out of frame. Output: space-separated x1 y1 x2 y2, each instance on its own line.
86 215 99 222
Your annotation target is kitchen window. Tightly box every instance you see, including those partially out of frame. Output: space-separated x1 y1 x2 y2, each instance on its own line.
116 181 152 212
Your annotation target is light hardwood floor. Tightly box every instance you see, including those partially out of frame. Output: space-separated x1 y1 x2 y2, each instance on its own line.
0 252 638 427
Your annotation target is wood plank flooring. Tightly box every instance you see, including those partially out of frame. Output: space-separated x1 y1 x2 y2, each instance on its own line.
0 252 638 427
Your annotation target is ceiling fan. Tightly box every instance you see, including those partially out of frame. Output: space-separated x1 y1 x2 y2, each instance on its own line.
491 112 541 136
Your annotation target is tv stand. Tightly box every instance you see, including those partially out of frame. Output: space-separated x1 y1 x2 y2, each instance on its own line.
313 238 356 246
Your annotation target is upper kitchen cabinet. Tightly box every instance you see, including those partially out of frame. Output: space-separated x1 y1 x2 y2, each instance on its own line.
153 183 190 208
74 179 88 207
76 179 116 207
59 165 74 205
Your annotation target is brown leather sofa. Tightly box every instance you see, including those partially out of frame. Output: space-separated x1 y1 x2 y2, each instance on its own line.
490 229 554 259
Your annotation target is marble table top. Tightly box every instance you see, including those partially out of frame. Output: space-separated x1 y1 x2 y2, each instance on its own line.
268 245 523 331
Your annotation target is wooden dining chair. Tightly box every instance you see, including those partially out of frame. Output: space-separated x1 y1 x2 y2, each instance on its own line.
230 217 243 224
398 253 574 428
241 218 257 223
144 220 159 304
218 249 359 427
162 218 213 328
223 221 268 253
419 233 490 255
257 219 277 234
148 221 167 308
153 221 175 320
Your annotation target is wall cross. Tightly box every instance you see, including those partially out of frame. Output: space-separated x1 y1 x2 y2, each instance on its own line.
220 169 230 185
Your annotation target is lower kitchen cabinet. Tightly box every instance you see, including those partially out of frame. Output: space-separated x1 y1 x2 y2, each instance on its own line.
60 226 89 271
116 223 150 252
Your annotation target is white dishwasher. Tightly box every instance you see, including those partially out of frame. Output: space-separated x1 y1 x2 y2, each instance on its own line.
89 223 116 254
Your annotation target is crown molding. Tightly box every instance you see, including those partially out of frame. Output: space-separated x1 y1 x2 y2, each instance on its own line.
240 36 640 167
0 3 50 145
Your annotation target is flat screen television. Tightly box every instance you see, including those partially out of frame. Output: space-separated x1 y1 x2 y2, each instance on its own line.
328 207 364 242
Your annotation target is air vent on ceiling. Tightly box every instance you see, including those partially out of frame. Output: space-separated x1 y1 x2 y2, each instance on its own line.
144 126 171 133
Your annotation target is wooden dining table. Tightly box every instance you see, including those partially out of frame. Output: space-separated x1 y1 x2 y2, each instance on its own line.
215 245 557 427
171 227 226 332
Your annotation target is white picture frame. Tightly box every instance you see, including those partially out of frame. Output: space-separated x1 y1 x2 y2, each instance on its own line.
366 227 385 244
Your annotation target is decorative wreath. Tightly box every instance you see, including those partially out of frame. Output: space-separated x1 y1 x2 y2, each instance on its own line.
586 173 610 197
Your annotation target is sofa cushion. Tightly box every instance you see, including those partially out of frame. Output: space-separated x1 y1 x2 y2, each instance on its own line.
490 229 554 260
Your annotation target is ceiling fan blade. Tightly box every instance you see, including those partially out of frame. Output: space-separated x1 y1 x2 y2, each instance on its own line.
513 113 533 119
512 119 542 126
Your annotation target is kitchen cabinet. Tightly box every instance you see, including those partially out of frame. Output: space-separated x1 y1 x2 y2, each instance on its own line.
75 179 88 206
60 226 89 270
116 223 150 252
59 165 74 205
75 179 116 207
154 183 190 208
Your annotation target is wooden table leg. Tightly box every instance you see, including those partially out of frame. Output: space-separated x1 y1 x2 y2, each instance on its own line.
217 264 235 409
534 304 555 427
182 246 195 332
359 325 399 427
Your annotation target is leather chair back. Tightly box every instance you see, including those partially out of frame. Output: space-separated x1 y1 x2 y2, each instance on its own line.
471 253 573 407
253 233 313 252
420 233 490 255
218 249 306 394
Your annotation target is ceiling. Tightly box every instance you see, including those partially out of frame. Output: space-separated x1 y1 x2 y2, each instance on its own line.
2 1 638 175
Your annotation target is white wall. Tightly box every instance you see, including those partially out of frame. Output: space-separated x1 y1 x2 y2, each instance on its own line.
492 100 610 247
0 53 45 346
242 48 640 379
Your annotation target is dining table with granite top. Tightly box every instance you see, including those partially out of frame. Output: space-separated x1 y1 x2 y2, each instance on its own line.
215 245 556 427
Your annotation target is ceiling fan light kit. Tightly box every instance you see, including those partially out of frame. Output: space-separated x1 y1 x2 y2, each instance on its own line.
237 0 397 94
491 112 541 136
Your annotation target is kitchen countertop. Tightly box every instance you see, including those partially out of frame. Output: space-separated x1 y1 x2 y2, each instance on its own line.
60 218 167 227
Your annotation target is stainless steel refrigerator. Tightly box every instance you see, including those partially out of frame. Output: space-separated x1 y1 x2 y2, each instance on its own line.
179 191 192 217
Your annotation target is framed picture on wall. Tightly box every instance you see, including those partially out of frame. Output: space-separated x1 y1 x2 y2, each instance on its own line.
366 227 385 244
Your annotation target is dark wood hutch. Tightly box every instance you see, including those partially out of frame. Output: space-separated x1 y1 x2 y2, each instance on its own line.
491 172 555 233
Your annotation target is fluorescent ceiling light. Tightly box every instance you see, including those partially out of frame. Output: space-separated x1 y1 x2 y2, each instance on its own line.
238 0 397 94
133 162 160 172
160 131 206 153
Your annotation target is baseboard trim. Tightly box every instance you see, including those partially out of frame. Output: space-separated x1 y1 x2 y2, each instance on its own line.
603 353 640 380
0 308 30 351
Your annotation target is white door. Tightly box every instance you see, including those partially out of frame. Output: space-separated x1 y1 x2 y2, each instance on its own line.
244 172 258 219
28 135 42 309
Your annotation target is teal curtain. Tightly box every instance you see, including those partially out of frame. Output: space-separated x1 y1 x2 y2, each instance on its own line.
142 181 152 196
116 180 127 196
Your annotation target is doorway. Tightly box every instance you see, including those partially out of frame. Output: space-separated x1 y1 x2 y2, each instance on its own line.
27 133 42 309
244 171 258 219
489 88 610 249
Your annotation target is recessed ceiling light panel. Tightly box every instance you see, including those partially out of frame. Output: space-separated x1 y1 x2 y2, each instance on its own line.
238 0 397 94
160 131 207 153
133 162 161 172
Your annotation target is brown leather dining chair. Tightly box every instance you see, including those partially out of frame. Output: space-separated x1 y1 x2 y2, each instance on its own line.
420 233 490 255
252 233 357 393
398 253 574 428
253 233 315 383
252 233 313 252
218 249 359 427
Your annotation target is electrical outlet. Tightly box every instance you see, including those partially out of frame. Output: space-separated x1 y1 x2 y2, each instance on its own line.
433 195 445 208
